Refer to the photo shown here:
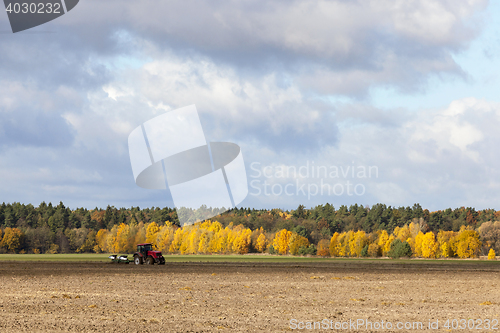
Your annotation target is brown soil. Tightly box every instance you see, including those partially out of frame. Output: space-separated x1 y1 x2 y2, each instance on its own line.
0 261 499 332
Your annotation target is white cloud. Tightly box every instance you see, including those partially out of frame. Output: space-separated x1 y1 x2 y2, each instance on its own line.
325 97 500 209
89 50 336 152
407 98 495 162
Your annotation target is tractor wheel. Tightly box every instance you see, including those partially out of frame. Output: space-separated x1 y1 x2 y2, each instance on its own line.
134 256 143 265
146 257 154 265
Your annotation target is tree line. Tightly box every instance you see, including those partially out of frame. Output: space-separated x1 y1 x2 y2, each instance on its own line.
0 202 499 258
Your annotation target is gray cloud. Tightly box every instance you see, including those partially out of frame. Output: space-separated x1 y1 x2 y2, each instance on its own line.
46 0 487 96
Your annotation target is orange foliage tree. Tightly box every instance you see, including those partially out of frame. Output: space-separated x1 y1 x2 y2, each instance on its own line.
0 227 25 253
316 239 330 256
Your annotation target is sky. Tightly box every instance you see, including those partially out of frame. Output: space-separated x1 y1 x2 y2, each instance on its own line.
1 0 500 212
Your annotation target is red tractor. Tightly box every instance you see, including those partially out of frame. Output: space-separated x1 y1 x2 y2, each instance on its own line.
133 243 165 265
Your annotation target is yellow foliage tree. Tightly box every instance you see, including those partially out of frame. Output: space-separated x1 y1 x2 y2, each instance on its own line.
414 231 425 257
383 234 395 256
273 229 292 254
488 248 496 260
133 222 146 246
156 224 174 253
226 229 237 253
105 225 118 253
439 242 450 258
367 243 380 257
184 228 201 254
406 237 416 255
208 221 223 233
289 233 310 255
208 228 221 253
377 230 389 256
437 230 455 258
146 222 160 249
395 225 411 242
255 233 267 253
349 230 368 257
232 228 252 254
215 227 230 254
115 223 131 253
329 232 340 257
169 228 185 253
408 221 422 238
198 231 210 254
451 226 482 258
421 232 438 258
94 229 108 253
344 230 355 257
336 232 348 257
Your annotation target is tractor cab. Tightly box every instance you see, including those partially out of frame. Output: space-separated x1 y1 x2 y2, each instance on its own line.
137 243 153 253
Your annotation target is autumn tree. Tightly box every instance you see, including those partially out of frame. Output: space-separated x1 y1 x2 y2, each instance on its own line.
377 230 390 256
478 221 500 255
329 232 340 257
394 225 410 242
133 222 146 247
78 230 96 253
0 228 25 253
273 229 292 254
336 232 349 257
213 227 230 254
367 243 381 257
94 229 108 253
115 223 131 253
232 228 252 254
169 228 185 253
316 239 330 256
156 223 175 253
384 234 395 256
414 231 425 257
289 233 310 255
349 230 368 257
408 221 422 238
184 227 201 254
255 233 267 253
197 231 210 254
488 248 496 260
146 222 160 248
105 225 118 253
437 230 455 258
451 226 481 258
421 232 438 258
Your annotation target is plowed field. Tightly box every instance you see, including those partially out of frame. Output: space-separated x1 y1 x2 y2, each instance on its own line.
0 260 499 332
